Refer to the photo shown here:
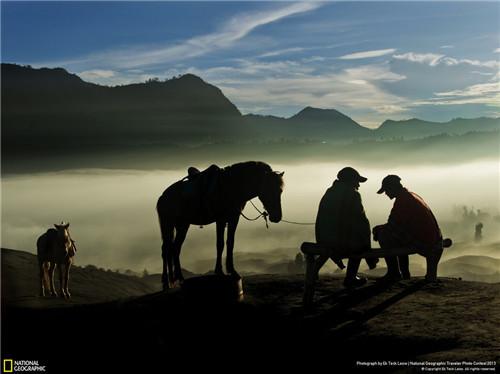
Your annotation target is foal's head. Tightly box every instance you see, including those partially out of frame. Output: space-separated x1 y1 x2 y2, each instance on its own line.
258 170 284 223
54 222 71 247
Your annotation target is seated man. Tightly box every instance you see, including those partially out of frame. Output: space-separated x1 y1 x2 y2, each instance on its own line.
373 175 442 281
315 167 377 288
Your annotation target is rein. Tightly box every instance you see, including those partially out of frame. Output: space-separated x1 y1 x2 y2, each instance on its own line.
242 199 315 227
240 200 269 228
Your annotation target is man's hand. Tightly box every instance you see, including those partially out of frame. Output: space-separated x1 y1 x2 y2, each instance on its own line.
372 225 384 242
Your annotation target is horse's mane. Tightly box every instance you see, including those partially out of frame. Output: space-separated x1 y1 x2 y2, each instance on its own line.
225 161 272 174
224 161 283 188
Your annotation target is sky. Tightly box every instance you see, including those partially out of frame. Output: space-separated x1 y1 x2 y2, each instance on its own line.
1 1 499 127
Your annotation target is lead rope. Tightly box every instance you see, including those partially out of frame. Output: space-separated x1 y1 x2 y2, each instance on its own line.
242 199 316 228
240 200 269 228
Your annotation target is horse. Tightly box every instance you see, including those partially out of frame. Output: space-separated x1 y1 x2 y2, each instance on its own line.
157 161 284 290
37 222 76 298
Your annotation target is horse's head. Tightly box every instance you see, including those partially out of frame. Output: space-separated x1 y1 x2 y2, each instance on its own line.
258 171 284 223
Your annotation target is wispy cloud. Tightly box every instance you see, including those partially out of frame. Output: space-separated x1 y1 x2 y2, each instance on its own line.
48 2 323 70
494 48 500 53
393 52 444 66
339 48 396 60
258 47 305 58
440 45 454 49
195 60 409 117
393 52 499 68
79 69 116 80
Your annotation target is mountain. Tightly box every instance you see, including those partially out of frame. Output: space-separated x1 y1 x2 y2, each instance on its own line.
376 117 500 139
2 63 499 155
245 106 373 142
1 63 242 149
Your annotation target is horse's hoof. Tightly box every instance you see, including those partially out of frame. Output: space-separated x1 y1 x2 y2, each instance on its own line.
214 268 225 276
228 272 241 280
51 292 58 297
162 283 170 291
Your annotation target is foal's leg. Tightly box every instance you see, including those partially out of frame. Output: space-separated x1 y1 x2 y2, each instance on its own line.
64 260 72 298
48 263 58 297
225 214 240 278
214 220 226 275
58 263 66 298
172 223 189 286
39 260 46 297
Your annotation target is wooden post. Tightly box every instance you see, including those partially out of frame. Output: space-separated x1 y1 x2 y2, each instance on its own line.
303 253 317 306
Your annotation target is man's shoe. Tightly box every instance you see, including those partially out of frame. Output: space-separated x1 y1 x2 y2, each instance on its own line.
376 272 402 283
366 258 379 270
344 275 367 288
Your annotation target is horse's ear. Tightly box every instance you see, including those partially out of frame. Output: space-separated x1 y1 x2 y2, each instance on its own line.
64 223 70 229
54 224 59 229
278 171 284 177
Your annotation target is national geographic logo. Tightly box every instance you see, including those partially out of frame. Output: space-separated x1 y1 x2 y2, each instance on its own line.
2 359 46 372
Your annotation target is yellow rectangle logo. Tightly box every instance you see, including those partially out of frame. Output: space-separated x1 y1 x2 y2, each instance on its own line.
3 359 13 373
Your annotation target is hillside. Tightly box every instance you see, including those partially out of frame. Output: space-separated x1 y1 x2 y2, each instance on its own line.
2 64 498 155
0 248 169 307
2 248 499 371
1 64 242 148
377 117 500 139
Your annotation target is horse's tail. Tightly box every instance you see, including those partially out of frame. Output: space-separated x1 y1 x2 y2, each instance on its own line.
36 232 47 261
156 195 171 242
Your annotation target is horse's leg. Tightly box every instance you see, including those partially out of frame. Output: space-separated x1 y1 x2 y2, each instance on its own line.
64 259 72 298
214 220 226 275
58 263 65 298
159 221 175 290
225 214 240 278
173 223 189 286
49 263 58 297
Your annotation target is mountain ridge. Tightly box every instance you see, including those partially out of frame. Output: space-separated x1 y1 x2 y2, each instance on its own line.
1 63 499 149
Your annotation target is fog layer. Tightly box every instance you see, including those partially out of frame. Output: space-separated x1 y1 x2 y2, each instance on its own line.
2 160 499 273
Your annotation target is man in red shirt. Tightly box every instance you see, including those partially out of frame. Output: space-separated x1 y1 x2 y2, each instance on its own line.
373 175 442 281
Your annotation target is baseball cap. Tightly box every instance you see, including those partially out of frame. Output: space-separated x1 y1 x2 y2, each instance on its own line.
337 167 367 183
377 175 402 194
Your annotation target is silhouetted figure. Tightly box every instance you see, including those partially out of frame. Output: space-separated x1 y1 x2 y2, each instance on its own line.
157 162 284 290
295 252 304 267
373 175 442 282
37 222 76 298
315 167 378 288
288 252 305 274
475 222 483 242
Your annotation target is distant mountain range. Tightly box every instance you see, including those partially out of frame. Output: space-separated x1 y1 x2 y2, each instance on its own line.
2 63 499 151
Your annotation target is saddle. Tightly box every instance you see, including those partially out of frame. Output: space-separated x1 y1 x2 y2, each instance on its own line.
180 164 222 223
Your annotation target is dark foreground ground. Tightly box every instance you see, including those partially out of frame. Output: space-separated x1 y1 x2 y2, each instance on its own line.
2 249 500 372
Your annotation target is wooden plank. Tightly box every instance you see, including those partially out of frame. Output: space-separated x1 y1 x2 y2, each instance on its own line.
300 241 428 258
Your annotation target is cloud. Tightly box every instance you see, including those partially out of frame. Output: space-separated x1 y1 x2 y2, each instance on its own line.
202 61 409 118
440 45 454 49
47 2 322 70
494 48 500 53
339 48 396 60
435 82 499 99
393 52 445 66
258 47 305 58
393 52 500 68
79 69 116 80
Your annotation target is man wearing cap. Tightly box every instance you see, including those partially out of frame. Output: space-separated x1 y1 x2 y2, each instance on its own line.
373 175 442 281
315 167 378 288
